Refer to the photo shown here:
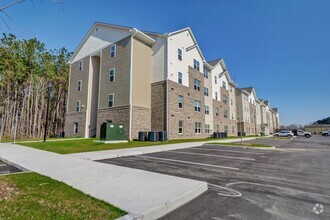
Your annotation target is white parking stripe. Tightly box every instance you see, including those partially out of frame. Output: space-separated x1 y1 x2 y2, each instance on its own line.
190 147 266 155
167 151 255 161
0 164 7 167
136 155 239 170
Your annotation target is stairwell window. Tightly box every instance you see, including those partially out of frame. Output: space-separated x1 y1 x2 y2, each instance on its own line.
178 72 182 84
108 94 114 107
231 99 233 106
222 81 227 89
214 76 217 84
205 124 210 134
78 60 83 72
216 107 219 116
194 79 200 91
204 69 209 78
193 59 200 71
76 101 81 112
77 80 82 91
178 95 183 108
224 110 228 118
74 122 78 134
223 95 227 104
204 87 209 96
178 48 182 61
179 121 184 134
109 68 115 82
195 122 201 134
224 125 228 133
205 105 209 115
194 100 201 112
215 92 218 100
110 44 116 58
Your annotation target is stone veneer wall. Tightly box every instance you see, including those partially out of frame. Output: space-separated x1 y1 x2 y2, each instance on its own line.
96 106 130 139
64 112 86 137
167 67 207 139
151 81 167 131
131 106 151 140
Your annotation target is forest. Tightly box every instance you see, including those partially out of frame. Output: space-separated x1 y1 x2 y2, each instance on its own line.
0 33 71 141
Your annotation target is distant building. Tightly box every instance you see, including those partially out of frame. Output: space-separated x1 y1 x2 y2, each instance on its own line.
304 125 330 133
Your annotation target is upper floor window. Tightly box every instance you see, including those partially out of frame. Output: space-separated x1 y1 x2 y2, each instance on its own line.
74 122 78 134
178 48 182 61
195 122 201 134
204 87 209 96
179 120 184 134
110 44 116 58
194 79 201 91
194 100 201 112
178 72 182 84
215 92 218 100
215 107 219 116
178 95 183 108
230 86 232 92
231 99 233 106
77 80 82 91
224 110 228 118
108 94 114 107
223 95 227 104
205 105 209 115
222 81 227 89
214 75 217 84
193 59 200 71
76 101 81 112
109 68 115 82
78 60 83 72
224 125 228 133
204 69 209 78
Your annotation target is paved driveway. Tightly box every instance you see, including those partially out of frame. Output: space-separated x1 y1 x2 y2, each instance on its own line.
99 136 330 220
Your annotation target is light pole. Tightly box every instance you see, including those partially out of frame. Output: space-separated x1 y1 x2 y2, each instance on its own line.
43 81 52 142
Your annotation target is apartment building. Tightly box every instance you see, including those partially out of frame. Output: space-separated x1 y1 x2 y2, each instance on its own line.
65 22 279 140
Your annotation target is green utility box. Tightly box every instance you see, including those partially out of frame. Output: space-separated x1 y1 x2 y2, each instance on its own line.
100 122 125 141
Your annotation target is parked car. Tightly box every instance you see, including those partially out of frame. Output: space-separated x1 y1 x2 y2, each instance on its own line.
321 130 330 136
297 130 312 138
274 130 294 138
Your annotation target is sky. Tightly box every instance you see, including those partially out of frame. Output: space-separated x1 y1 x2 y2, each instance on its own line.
1 0 330 125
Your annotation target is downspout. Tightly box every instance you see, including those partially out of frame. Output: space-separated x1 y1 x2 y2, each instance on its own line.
165 35 169 135
129 30 137 140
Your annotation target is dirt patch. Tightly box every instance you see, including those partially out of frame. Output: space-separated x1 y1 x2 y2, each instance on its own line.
0 180 19 201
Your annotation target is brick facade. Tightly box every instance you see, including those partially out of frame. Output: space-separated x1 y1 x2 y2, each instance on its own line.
64 112 86 137
151 81 167 131
131 106 151 140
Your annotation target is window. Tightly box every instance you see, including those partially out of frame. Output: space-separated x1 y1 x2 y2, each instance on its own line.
216 107 220 116
108 94 114 107
216 125 220 132
194 100 201 112
204 69 209 78
193 59 200 71
224 125 228 133
222 81 227 89
78 60 83 72
224 110 228 118
230 86 232 92
109 68 115 82
76 101 81 112
215 92 218 100
214 76 218 84
179 121 184 134
194 79 200 91
77 80 82 91
231 99 233 106
205 105 209 115
110 44 116 58
204 87 209 96
205 124 210 134
178 48 182 61
74 122 78 134
232 125 235 134
178 95 183 108
178 72 182 84
195 122 201 134
231 113 234 120
223 95 227 104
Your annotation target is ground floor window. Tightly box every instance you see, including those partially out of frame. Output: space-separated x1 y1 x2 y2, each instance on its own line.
195 122 201 134
205 124 210 134
232 125 235 134
74 122 78 134
224 125 228 133
179 121 184 134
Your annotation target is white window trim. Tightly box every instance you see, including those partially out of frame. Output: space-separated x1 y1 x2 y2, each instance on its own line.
78 60 83 72
178 72 182 84
77 80 82 91
178 48 182 61
108 93 114 108
178 95 184 109
179 120 184 134
195 122 202 134
110 44 116 58
73 122 78 134
109 68 115 82
76 101 81 112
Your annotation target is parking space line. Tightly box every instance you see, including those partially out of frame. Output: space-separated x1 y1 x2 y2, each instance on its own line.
0 164 7 167
190 147 266 155
167 151 255 161
136 155 239 170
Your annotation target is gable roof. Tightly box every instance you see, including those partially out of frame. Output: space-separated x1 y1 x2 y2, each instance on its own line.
207 58 223 67
241 86 258 100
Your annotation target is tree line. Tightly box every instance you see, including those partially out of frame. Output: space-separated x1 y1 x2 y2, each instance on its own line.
0 34 71 141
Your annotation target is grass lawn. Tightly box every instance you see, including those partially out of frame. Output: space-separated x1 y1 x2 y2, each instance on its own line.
18 136 250 154
209 142 273 148
0 172 126 220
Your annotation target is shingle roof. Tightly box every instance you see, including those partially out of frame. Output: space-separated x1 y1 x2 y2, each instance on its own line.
207 58 222 67
241 87 254 94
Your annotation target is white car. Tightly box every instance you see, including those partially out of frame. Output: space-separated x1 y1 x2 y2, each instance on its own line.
297 130 312 138
274 130 294 138
321 130 330 136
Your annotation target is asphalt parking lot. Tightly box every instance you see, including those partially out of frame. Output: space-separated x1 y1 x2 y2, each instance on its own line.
0 159 23 175
99 136 330 220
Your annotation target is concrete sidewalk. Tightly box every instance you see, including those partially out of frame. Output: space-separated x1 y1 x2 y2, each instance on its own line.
70 137 257 161
0 143 207 220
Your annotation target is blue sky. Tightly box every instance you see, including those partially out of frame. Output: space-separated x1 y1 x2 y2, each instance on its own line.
2 0 330 125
